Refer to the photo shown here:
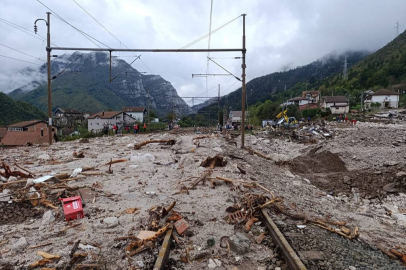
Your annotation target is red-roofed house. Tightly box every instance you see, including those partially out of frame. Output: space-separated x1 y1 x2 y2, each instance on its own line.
1 120 56 146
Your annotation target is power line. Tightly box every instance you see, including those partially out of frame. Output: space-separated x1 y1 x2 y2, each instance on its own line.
36 0 109 49
179 15 241 50
0 55 43 65
0 43 46 62
111 55 141 82
72 0 154 75
0 18 44 41
52 53 84 80
0 18 69 54
206 0 214 97
73 0 121 43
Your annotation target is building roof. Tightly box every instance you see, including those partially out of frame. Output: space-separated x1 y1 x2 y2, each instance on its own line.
302 91 320 98
88 111 122 119
55 108 83 114
8 120 47 128
322 96 348 103
1 131 54 146
331 104 349 108
122 107 146 112
288 97 305 101
372 89 400 96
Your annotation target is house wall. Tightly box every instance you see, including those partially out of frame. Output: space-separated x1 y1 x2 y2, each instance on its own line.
126 112 144 122
88 113 136 132
299 99 310 106
330 106 349 114
371 95 399 108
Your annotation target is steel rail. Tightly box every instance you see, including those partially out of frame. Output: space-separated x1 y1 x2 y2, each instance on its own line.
153 224 173 270
261 209 307 270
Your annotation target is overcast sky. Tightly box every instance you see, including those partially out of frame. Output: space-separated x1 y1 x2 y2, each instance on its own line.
0 0 405 105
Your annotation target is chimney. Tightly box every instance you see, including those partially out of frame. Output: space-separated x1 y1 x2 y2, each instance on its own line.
102 111 104 116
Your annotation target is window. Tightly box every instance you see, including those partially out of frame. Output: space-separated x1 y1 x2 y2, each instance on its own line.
41 129 44 137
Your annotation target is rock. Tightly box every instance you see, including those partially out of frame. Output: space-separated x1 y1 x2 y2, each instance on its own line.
228 232 251 254
38 154 50 160
303 178 311 184
130 153 155 163
25 178 34 188
7 176 17 182
349 266 356 270
0 189 11 202
284 171 295 178
383 183 398 193
127 143 135 148
208 259 222 269
0 176 7 182
343 176 351 184
42 210 55 225
103 217 119 228
13 237 28 250
213 147 223 152
396 171 406 177
136 261 144 267
79 138 89 143
263 139 271 144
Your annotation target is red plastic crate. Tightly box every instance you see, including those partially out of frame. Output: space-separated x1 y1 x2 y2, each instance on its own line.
60 196 84 221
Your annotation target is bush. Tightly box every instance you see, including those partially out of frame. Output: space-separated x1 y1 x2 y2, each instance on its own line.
302 108 321 118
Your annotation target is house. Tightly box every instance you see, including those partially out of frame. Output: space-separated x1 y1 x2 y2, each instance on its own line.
281 91 320 110
53 108 86 128
321 96 349 114
87 111 136 132
0 127 7 144
122 107 147 122
229 111 250 124
1 120 56 146
370 89 400 108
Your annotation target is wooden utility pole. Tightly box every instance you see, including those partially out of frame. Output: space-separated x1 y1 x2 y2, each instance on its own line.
148 86 151 129
45 13 247 146
46 12 52 145
241 14 247 148
218 84 220 126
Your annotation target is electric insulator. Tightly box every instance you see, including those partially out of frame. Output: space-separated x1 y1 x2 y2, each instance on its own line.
34 25 38 34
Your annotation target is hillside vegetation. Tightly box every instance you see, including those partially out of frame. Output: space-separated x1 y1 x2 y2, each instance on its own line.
0 92 46 125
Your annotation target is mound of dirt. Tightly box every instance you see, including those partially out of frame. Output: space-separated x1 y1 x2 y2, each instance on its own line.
290 150 347 174
0 201 44 225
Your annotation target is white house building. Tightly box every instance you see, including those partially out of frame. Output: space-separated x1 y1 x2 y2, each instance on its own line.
87 111 136 132
321 96 349 115
122 107 147 122
370 89 400 108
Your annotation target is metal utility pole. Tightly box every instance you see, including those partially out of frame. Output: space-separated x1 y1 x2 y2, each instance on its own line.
35 12 52 145
395 20 401 36
218 84 220 126
44 13 247 146
241 14 247 148
148 86 151 129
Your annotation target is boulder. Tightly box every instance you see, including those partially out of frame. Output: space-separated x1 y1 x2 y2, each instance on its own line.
38 154 50 160
13 237 28 250
42 210 55 225
228 232 251 254
103 217 119 228
7 176 17 182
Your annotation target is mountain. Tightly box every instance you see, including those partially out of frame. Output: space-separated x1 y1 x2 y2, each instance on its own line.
0 92 46 126
7 52 193 116
191 97 218 112
322 30 406 91
198 50 369 113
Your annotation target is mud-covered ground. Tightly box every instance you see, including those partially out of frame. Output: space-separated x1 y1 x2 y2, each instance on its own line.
0 120 405 269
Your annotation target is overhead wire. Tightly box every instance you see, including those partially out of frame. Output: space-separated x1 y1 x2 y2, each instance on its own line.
72 0 154 75
0 43 46 62
52 53 84 80
110 55 141 82
0 55 42 65
179 15 241 50
36 0 109 49
206 0 214 97
0 18 69 54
